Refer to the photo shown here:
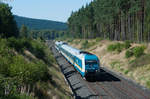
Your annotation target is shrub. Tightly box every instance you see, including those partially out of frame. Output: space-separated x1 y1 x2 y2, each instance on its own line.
115 43 124 52
133 46 145 58
81 40 89 49
7 37 31 52
8 55 47 84
124 40 131 49
124 70 129 74
96 37 103 42
107 44 117 52
146 80 150 89
107 43 124 52
125 50 133 58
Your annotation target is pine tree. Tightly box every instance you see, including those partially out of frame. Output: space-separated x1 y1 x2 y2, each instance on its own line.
20 24 28 38
0 3 19 38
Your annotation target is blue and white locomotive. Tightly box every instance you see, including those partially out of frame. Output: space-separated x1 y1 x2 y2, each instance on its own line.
55 41 100 78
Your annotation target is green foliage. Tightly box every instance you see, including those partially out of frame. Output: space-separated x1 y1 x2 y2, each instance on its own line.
124 40 131 49
67 0 150 43
0 93 36 99
125 46 145 58
8 55 47 84
7 37 31 52
133 46 145 58
125 50 134 58
6 37 52 65
81 40 89 49
19 25 28 38
107 44 117 52
96 37 103 42
124 70 129 75
146 80 150 89
30 29 66 40
0 38 54 98
107 43 124 52
0 3 19 38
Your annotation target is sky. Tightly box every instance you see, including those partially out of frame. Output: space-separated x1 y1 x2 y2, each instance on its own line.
4 0 93 22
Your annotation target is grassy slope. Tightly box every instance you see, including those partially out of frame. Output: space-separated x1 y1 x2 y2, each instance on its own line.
0 38 72 99
67 39 150 89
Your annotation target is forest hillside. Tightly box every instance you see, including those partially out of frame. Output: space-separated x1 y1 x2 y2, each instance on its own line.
14 15 67 30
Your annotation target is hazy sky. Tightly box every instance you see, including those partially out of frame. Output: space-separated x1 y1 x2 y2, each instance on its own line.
4 0 93 22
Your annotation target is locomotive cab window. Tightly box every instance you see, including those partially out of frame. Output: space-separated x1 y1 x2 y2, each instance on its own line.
85 60 97 65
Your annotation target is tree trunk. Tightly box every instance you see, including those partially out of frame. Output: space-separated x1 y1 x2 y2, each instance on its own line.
121 15 126 41
128 14 131 41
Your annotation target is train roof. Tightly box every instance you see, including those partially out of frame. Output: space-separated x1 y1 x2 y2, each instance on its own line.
61 43 95 60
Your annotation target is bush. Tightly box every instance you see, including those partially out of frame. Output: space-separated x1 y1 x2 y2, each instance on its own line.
81 40 89 49
125 50 133 58
107 44 117 52
146 81 150 89
133 46 145 58
116 43 124 52
107 43 124 52
7 37 31 52
96 37 103 42
7 37 48 63
124 40 131 49
124 70 129 74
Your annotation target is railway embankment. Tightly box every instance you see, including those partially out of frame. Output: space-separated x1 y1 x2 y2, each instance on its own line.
67 39 150 89
50 40 150 99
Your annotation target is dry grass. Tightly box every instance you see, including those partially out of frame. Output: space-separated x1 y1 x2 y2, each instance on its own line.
69 39 150 89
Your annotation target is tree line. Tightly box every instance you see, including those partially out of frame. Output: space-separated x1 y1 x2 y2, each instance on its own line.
67 0 150 42
19 25 65 40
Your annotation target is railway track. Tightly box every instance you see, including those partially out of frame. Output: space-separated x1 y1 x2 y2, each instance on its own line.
48 41 150 99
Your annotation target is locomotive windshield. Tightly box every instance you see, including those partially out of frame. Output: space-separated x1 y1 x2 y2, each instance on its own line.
85 60 97 65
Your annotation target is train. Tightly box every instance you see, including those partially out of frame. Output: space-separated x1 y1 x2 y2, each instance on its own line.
55 41 100 79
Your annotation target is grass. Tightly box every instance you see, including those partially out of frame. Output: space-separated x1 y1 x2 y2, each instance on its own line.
110 61 121 69
96 37 103 42
81 40 97 49
129 54 150 69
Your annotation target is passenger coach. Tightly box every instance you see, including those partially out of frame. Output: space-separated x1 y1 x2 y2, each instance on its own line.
55 41 100 79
